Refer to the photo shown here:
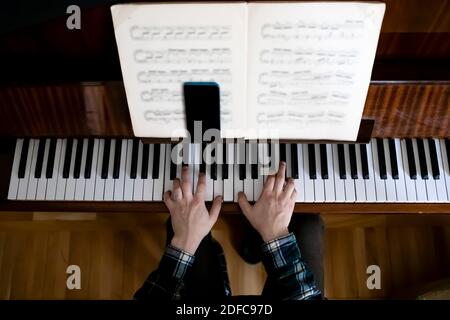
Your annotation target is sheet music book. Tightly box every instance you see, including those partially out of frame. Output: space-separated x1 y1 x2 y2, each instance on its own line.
111 2 385 140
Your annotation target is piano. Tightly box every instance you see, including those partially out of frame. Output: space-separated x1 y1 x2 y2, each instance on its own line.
0 0 449 214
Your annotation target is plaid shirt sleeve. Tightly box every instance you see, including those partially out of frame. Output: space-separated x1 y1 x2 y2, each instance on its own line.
261 233 322 300
133 245 194 301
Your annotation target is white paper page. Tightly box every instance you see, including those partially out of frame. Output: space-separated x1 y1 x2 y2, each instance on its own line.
111 3 247 138
247 2 385 140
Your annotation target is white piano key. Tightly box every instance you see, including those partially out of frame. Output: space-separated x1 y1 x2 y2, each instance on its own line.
46 139 63 200
25 140 39 200
260 142 269 185
223 143 234 202
213 164 223 199
114 139 127 201
55 139 67 200
393 139 408 202
153 144 165 201
412 139 428 201
104 139 116 201
254 143 265 200
303 144 315 202
364 143 377 202
94 139 105 201
433 139 448 202
324 144 335 202
332 144 346 202
234 143 244 202
354 144 367 202
205 163 214 201
142 144 154 201
74 138 88 200
371 139 387 202
64 139 78 200
343 144 356 202
295 144 305 202
133 141 144 201
314 144 325 202
244 143 254 201
35 139 50 200
124 139 134 201
439 139 450 200
423 139 438 201
400 139 418 202
84 139 99 201
7 139 23 200
383 139 397 202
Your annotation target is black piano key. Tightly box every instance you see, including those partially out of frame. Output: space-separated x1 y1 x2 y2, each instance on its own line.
268 143 272 167
152 144 160 179
427 138 440 179
308 144 316 180
141 143 149 179
376 139 387 180
34 138 46 178
113 140 123 179
250 143 258 179
405 139 417 179
280 143 286 162
360 144 369 179
211 145 217 180
239 164 246 180
84 138 94 179
130 139 139 179
18 138 30 178
62 138 74 179
416 139 428 179
291 144 299 179
238 143 246 180
101 138 111 179
46 138 57 179
319 144 328 179
170 144 177 180
73 139 83 179
337 144 346 179
445 139 450 170
349 144 358 179
222 143 228 179
388 139 399 179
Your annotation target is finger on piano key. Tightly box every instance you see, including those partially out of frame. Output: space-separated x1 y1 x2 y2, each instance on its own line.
432 139 447 202
332 144 346 202
400 139 417 202
302 144 314 203
412 139 427 201
354 144 367 202
427 138 440 179
142 144 154 201
64 139 79 200
55 139 68 200
392 139 407 202
234 142 244 202
34 138 46 179
388 139 399 179
383 139 397 202
270 142 280 174
133 140 144 201
124 139 134 201
73 138 83 179
416 139 428 179
371 139 387 202
36 139 50 200
103 139 116 200
363 142 377 202
94 139 106 201
83 139 99 201
405 138 417 179
295 144 304 202
323 144 335 202
313 144 325 202
26 139 39 200
223 142 234 202
254 143 264 200
74 138 88 200
423 139 438 201
439 139 450 201
164 143 173 195
7 139 23 200
343 144 356 202
153 143 166 201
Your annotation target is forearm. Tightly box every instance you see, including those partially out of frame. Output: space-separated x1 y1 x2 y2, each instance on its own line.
261 233 322 300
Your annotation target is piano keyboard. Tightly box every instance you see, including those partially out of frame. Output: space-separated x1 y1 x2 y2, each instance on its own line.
7 138 450 203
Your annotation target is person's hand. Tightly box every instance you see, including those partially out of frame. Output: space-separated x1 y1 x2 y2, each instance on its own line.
238 162 296 242
164 166 223 254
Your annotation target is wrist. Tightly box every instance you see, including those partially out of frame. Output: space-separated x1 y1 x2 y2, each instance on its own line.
170 236 200 255
261 228 290 243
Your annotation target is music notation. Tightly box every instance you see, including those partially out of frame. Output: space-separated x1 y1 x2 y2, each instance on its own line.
256 110 346 125
261 20 365 40
130 25 232 40
137 69 232 84
143 108 233 124
257 90 350 106
134 48 232 64
260 48 358 65
258 70 354 87
141 89 232 106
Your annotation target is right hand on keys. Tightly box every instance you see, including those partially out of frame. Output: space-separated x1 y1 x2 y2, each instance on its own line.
238 162 296 242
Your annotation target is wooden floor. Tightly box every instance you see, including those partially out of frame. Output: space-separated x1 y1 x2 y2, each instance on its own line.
0 212 450 299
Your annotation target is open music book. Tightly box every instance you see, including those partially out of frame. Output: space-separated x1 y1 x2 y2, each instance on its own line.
111 2 385 141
